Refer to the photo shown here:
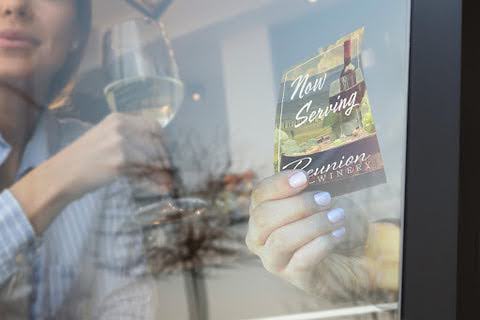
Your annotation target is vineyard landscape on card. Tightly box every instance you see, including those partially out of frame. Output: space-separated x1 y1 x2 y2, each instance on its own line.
274 28 386 196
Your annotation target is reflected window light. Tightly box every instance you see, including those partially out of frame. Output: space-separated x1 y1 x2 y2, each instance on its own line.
187 84 205 104
192 92 202 102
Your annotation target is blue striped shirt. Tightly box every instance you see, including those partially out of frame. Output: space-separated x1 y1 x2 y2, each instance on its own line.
0 111 146 319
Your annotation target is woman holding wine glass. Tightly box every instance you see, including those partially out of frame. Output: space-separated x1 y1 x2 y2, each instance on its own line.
0 0 172 318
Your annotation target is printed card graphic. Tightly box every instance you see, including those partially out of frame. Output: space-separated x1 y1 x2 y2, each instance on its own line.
274 28 386 196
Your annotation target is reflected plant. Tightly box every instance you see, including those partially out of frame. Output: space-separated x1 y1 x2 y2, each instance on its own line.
135 134 255 320
95 127 256 320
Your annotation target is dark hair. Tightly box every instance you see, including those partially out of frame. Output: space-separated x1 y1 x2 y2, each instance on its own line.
47 0 92 107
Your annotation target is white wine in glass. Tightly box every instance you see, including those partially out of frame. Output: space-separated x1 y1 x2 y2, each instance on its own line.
104 75 183 127
103 17 184 127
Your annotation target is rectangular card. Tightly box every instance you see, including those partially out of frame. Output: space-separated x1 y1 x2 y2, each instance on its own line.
274 28 386 196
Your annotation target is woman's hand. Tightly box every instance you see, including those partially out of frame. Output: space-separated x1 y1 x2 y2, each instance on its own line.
60 112 171 198
246 170 348 293
246 170 400 298
11 113 171 234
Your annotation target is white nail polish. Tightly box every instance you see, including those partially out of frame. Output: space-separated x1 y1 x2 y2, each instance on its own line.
332 227 346 238
288 172 307 188
314 192 331 206
327 208 345 224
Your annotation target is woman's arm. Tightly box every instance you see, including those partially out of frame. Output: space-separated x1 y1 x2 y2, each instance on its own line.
9 152 80 235
9 113 170 236
0 113 169 286
0 190 37 284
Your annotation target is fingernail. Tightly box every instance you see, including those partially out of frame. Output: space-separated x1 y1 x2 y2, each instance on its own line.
288 172 307 188
327 208 345 224
332 227 346 238
314 192 331 207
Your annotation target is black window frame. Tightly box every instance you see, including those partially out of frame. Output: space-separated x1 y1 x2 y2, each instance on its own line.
457 0 478 317
401 0 462 319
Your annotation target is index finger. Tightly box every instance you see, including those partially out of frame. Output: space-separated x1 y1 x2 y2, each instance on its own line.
129 113 164 135
127 114 172 168
250 170 309 211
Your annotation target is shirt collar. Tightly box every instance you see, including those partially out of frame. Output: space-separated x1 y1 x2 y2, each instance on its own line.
0 110 60 181
0 132 11 165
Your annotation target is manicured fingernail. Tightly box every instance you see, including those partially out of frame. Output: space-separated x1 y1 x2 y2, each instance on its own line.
288 172 307 188
314 192 331 207
332 227 346 238
327 208 345 224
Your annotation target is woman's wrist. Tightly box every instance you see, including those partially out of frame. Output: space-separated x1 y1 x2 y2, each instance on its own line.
10 153 81 235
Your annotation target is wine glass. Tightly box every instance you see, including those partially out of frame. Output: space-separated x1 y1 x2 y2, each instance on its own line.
103 17 183 204
103 18 184 203
102 17 210 254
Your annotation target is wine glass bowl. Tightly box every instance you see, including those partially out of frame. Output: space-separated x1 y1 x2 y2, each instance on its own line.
103 17 184 127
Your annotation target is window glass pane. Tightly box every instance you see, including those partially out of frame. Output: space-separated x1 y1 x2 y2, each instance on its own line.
0 0 410 319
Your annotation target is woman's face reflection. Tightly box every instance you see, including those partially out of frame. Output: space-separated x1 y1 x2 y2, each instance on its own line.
0 0 77 88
